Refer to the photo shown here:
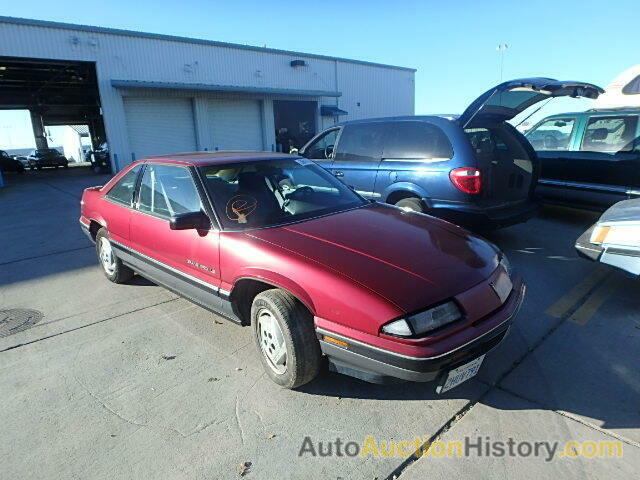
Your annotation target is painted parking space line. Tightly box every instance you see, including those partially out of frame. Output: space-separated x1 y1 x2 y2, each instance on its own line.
544 266 610 319
567 276 619 325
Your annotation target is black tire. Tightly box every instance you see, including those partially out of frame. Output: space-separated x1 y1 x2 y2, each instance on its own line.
95 228 134 283
394 196 425 213
63 163 69 169
251 289 322 389
36 166 42 170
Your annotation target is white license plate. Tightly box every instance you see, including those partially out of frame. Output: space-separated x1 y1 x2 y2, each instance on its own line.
492 270 513 303
436 355 485 394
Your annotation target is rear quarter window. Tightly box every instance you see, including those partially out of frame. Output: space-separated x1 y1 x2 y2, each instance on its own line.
106 165 142 206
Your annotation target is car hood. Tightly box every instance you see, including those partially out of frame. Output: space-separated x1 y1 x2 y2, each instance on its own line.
246 203 500 313
459 77 604 127
599 198 640 224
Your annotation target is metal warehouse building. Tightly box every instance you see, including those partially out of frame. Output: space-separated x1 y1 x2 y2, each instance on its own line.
0 16 415 172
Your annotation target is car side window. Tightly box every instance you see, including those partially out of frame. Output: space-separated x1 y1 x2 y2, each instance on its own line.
580 116 639 153
333 123 387 162
384 122 453 160
303 129 340 160
105 165 142 206
137 164 202 219
526 118 576 151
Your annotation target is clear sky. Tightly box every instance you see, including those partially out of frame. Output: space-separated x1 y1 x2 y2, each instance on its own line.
1 0 638 148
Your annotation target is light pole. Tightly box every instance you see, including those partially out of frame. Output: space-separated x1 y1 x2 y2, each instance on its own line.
496 44 508 82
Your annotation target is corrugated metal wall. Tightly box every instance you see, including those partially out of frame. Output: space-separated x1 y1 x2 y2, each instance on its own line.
0 19 415 170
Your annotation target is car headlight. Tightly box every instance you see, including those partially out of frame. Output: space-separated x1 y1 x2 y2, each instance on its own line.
382 301 462 337
590 225 611 245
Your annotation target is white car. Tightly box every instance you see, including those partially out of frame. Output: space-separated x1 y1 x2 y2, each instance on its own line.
576 199 640 276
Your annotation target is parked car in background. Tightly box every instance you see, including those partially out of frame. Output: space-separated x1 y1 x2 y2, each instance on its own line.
300 78 603 229
80 152 525 391
0 150 25 174
12 155 30 168
27 148 69 170
85 142 112 173
526 108 640 209
576 198 640 277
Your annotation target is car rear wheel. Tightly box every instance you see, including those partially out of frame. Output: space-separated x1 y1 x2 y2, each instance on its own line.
95 228 134 283
251 289 321 389
394 196 425 213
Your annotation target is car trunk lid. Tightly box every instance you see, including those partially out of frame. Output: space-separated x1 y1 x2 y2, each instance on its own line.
458 78 603 128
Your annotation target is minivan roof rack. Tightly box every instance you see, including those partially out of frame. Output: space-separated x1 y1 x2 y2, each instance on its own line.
586 107 640 112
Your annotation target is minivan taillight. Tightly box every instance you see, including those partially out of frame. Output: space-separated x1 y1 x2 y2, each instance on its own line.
449 167 482 194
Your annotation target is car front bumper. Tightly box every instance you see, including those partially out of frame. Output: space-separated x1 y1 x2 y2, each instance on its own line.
576 225 640 276
316 279 526 384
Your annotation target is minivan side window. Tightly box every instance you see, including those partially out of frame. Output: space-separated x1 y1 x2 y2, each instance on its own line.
106 165 142 206
137 164 202 219
303 129 340 160
580 116 638 153
526 118 576 151
384 122 453 160
333 123 387 162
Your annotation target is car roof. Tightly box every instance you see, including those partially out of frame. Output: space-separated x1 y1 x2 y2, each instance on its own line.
141 151 297 166
334 115 457 127
543 108 640 118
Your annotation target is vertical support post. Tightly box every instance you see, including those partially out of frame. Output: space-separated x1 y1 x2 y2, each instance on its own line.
30 110 48 150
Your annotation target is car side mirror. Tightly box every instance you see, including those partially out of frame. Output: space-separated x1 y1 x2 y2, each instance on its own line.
169 211 210 230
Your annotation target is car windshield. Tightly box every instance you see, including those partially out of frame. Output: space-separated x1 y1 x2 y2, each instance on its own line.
199 158 366 230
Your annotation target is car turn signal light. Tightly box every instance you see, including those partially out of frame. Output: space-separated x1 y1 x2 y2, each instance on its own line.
590 226 611 244
323 336 349 348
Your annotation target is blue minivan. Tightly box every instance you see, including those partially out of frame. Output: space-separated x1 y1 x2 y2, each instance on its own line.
299 78 603 228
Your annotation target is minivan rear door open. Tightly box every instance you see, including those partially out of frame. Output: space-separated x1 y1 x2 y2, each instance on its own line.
459 78 604 128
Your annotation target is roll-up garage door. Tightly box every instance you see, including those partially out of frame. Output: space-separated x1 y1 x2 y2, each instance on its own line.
124 97 197 159
208 99 263 151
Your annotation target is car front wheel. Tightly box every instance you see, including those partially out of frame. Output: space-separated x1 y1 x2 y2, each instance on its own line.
95 228 134 283
251 289 322 389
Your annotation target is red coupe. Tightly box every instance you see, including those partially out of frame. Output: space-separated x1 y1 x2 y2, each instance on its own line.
80 152 525 391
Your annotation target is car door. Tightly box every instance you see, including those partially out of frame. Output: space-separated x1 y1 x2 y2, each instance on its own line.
571 114 640 207
129 163 222 308
101 164 143 244
299 127 341 172
374 120 454 202
329 122 388 199
525 116 580 189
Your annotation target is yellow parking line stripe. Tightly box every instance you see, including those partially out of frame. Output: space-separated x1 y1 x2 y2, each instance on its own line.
567 277 618 325
545 266 610 319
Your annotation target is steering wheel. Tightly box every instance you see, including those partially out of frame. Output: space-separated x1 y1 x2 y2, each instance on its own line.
296 186 314 196
324 145 334 159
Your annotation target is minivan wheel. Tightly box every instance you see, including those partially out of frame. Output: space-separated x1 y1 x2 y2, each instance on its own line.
395 196 425 213
251 289 321 389
95 228 134 283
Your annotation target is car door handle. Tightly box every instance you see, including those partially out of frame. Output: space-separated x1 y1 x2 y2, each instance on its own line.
333 171 344 178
